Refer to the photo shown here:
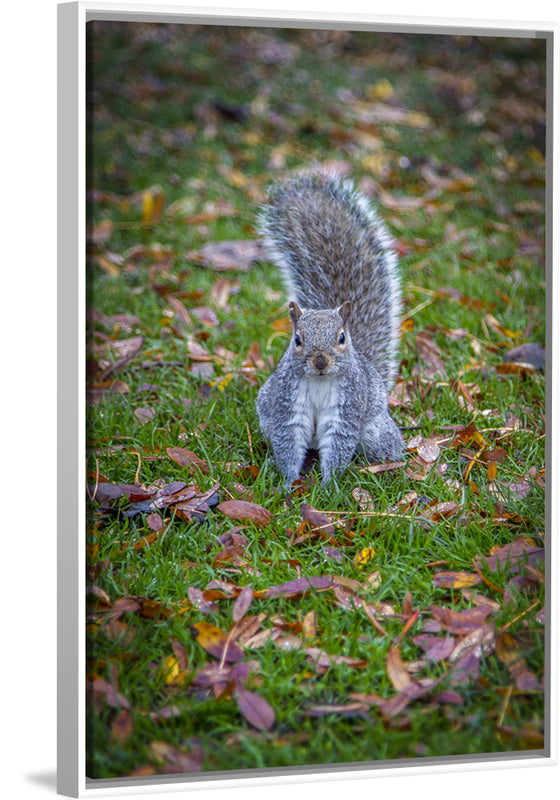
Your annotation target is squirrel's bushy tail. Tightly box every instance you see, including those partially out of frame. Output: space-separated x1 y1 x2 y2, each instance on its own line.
258 172 402 388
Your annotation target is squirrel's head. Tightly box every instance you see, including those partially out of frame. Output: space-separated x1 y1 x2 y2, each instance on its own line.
289 300 352 376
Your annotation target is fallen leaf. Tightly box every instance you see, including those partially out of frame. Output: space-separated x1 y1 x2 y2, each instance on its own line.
232 585 254 623
191 239 265 272
475 539 544 575
134 407 156 425
429 604 495 634
386 645 412 691
86 379 130 404
149 740 203 774
110 709 133 742
354 547 376 568
496 632 540 691
432 571 481 589
415 331 445 376
166 446 209 475
260 576 334 599
300 503 335 537
192 621 245 662
236 688 275 731
305 702 370 717
217 499 273 527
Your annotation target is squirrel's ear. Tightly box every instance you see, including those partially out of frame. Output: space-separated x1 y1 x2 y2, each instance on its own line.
289 301 302 326
338 301 352 325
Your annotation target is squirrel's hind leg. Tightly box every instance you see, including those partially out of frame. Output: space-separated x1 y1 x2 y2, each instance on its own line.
360 412 404 464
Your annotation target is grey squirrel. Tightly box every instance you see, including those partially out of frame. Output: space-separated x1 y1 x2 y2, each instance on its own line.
256 172 404 489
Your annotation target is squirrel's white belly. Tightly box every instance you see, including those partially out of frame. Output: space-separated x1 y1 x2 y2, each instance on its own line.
291 376 340 449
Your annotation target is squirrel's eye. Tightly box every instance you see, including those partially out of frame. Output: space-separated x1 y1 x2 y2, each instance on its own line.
294 333 302 347
338 331 346 345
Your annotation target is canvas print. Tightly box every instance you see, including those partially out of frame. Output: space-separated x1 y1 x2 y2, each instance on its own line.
85 20 547 781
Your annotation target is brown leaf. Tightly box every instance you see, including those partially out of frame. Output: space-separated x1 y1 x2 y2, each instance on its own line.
111 709 133 742
86 379 130 404
415 331 445 376
166 446 209 475
192 239 265 272
450 422 486 450
210 277 234 308
432 571 481 589
475 539 544 575
386 645 412 691
169 638 190 672
429 604 495 634
495 632 540 691
87 677 129 710
416 437 441 463
187 587 219 614
173 483 221 522
300 503 335 537
134 407 156 425
217 499 273 527
95 336 144 381
87 218 114 245
412 634 456 662
192 306 219 327
236 688 275 731
149 740 203 774
232 584 254 623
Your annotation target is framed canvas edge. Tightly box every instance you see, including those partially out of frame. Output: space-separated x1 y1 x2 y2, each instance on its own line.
57 2 560 797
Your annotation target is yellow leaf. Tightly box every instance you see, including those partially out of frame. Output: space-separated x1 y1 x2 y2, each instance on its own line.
366 78 394 101
141 186 165 225
354 547 376 568
162 656 189 686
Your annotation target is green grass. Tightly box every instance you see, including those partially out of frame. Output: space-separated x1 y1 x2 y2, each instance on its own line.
85 23 546 779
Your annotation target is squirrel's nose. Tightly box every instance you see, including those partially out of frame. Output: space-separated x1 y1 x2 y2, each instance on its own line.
312 353 329 372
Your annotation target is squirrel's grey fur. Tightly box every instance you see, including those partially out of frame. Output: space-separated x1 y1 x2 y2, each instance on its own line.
256 172 404 488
